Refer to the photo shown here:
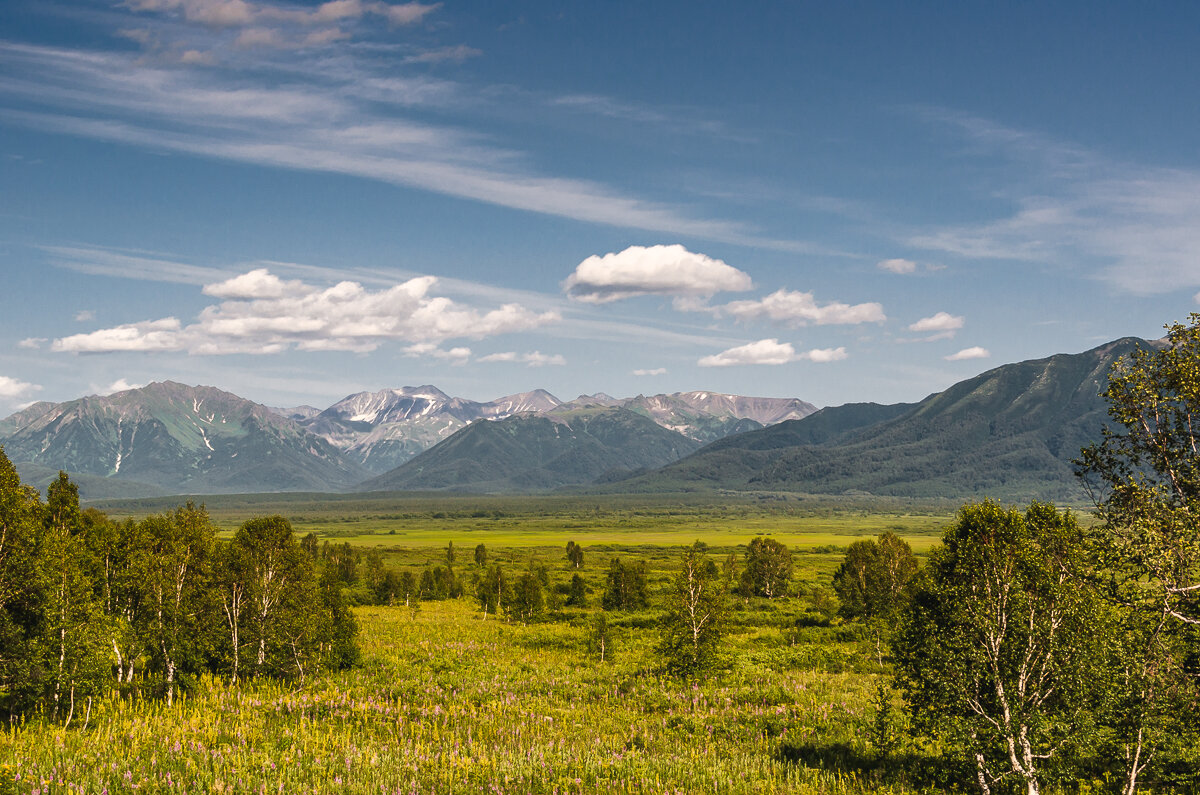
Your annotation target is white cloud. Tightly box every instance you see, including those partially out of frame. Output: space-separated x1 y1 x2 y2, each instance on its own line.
202 268 307 298
480 351 565 367
74 309 96 322
99 378 146 394
908 312 964 333
908 110 1200 294
403 343 471 363
697 339 846 367
945 346 990 361
17 337 47 349
51 270 559 354
0 375 41 399
877 258 917 274
721 289 885 326
53 318 184 352
564 244 753 303
124 0 438 30
522 351 566 367
804 346 849 363
632 367 667 376
0 44 804 250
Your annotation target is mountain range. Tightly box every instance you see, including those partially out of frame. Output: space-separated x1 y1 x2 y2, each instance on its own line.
0 336 1147 500
0 382 813 497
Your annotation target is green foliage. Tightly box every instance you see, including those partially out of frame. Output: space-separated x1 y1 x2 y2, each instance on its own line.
565 573 588 607
476 564 508 619
0 454 360 722
507 571 544 624
832 532 917 626
473 542 487 567
740 536 793 599
566 539 584 569
894 501 1108 793
1078 316 1200 626
601 558 649 611
658 541 729 678
1076 316 1200 790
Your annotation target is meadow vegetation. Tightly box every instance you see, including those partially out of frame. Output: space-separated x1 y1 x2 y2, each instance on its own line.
6 319 1200 793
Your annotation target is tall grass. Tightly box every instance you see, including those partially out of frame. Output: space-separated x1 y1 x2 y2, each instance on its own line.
2 599 908 794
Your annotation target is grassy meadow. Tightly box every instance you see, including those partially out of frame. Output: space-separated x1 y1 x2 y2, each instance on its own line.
3 494 971 793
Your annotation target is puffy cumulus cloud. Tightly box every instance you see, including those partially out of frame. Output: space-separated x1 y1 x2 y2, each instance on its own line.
877 258 918 274
74 309 96 322
202 268 307 299
51 270 558 355
18 337 47 350
697 339 846 367
563 244 752 304
721 289 885 327
632 367 666 376
805 347 849 363
0 375 40 399
480 351 566 367
945 346 990 361
908 312 964 333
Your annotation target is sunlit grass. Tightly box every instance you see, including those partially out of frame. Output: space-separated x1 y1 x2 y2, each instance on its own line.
2 599 912 794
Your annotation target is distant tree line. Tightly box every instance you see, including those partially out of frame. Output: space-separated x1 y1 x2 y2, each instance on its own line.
0 454 358 723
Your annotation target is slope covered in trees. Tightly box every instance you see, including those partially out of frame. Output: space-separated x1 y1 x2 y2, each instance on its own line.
623 338 1152 500
359 407 702 492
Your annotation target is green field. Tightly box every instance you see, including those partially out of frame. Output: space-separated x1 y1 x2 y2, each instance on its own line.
5 494 1126 793
92 491 957 551
1 495 950 793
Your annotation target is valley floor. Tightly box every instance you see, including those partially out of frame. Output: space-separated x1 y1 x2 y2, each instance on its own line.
3 598 919 794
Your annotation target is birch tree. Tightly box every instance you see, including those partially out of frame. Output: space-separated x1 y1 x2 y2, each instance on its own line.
894 502 1106 795
659 541 729 678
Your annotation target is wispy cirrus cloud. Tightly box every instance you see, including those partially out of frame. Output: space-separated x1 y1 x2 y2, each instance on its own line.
877 258 916 274
51 269 559 355
908 109 1200 294
0 35 800 249
479 351 566 367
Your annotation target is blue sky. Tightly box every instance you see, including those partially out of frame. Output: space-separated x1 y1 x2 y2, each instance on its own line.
2 0 1199 413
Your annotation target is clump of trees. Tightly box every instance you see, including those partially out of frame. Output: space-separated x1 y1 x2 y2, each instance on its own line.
0 456 358 722
601 558 648 610
832 531 917 627
739 536 792 599
894 502 1105 795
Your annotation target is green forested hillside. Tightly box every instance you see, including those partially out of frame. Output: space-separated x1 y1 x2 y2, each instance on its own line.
621 337 1151 500
360 407 702 492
